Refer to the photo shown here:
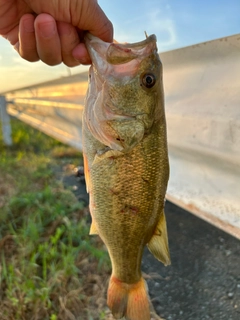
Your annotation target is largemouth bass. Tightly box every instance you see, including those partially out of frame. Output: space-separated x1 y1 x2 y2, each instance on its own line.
83 33 170 320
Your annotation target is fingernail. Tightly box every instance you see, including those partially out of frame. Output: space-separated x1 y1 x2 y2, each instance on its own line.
39 22 56 38
23 19 34 33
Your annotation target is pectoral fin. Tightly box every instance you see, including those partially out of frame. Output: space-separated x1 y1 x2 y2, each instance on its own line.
92 149 123 165
147 210 171 266
89 221 99 235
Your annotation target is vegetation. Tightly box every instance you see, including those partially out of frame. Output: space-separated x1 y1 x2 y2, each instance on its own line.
0 118 110 320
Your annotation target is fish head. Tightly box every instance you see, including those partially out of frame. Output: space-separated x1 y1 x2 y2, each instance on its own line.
84 33 164 152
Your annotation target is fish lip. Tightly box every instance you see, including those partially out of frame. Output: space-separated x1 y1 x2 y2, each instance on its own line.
84 33 110 56
84 32 157 48
116 34 157 49
84 33 157 66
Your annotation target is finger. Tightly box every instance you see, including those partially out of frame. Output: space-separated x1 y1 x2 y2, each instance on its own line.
19 14 39 62
57 21 81 67
88 5 113 43
72 42 91 65
74 0 113 42
2 25 19 46
34 13 62 66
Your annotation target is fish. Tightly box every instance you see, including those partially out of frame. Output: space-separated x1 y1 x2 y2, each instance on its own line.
83 33 170 320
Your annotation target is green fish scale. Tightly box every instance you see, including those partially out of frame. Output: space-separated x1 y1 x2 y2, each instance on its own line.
89 121 169 284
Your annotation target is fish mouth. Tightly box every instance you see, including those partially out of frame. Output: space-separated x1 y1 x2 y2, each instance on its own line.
84 33 158 72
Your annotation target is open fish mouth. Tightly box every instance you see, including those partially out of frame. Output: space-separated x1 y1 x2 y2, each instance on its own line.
84 33 158 75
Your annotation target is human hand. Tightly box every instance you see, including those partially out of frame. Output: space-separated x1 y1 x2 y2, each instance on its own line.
0 0 113 66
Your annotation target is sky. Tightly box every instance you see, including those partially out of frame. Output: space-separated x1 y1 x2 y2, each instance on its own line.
0 0 239 93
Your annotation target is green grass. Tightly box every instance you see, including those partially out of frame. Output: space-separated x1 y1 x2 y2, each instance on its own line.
0 118 110 320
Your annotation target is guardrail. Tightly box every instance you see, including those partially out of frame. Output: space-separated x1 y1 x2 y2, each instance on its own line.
6 97 84 150
1 34 240 239
0 96 12 146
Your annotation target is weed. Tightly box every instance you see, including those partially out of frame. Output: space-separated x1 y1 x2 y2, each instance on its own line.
0 118 110 320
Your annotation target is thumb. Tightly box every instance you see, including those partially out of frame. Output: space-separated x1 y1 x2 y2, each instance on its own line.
73 0 113 42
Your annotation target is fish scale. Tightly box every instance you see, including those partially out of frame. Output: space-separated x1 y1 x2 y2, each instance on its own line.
93 132 167 282
83 33 170 320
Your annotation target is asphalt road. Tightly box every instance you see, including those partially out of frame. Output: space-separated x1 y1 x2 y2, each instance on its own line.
144 201 240 320
65 168 240 320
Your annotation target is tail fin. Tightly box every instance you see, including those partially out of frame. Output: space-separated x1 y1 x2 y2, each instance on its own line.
107 276 150 320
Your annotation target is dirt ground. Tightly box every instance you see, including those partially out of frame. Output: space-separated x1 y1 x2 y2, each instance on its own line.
64 167 240 320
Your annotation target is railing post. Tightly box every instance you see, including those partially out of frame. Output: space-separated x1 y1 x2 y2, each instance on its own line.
0 95 12 146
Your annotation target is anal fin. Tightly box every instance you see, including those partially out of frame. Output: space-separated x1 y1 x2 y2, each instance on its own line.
147 210 171 266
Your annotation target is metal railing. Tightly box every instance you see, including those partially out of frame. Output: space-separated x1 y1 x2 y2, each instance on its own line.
0 96 12 146
1 34 240 239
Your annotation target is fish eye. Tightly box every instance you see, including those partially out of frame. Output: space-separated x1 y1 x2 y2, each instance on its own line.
141 73 156 88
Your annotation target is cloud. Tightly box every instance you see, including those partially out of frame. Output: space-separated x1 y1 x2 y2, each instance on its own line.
146 8 177 51
112 1 177 51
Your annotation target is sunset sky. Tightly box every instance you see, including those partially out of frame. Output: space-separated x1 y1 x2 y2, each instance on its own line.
0 0 239 93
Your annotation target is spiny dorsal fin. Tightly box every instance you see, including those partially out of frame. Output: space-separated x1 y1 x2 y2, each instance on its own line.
147 210 171 266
